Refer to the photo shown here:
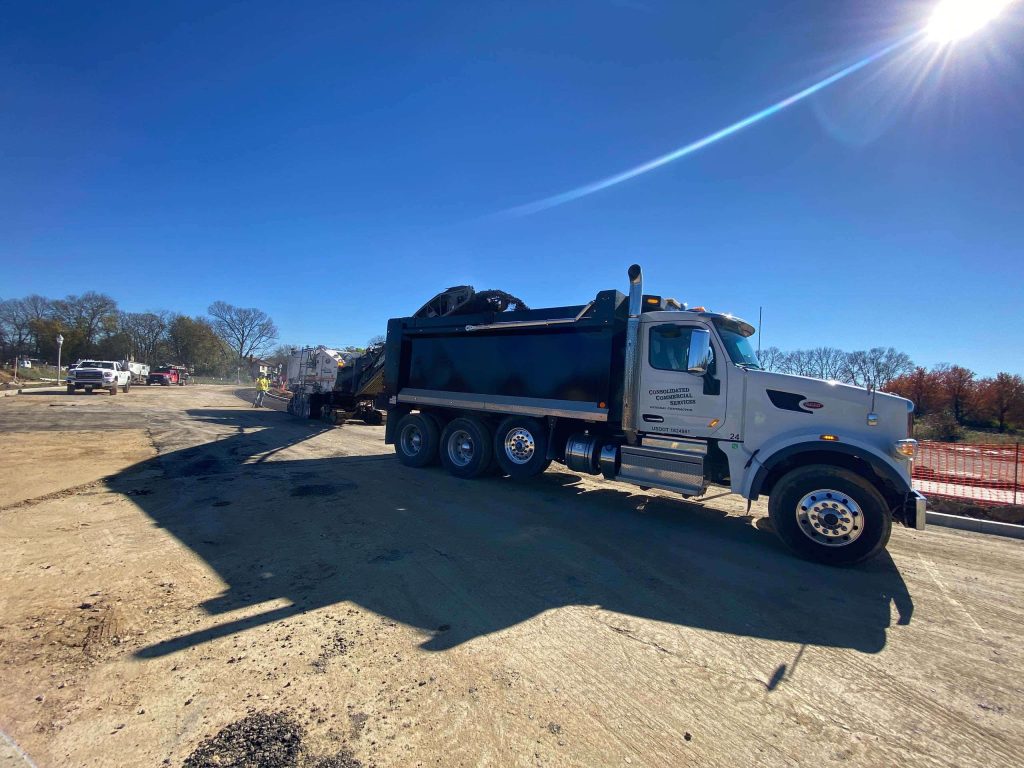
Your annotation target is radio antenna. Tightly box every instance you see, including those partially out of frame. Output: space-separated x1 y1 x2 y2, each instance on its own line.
757 306 763 355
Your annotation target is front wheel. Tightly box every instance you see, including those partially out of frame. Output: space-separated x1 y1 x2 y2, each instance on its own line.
394 413 440 468
123 381 130 393
493 416 551 478
109 385 117 396
66 385 75 395
768 465 892 566
440 416 493 479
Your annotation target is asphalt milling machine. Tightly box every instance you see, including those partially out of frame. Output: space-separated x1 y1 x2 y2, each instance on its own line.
285 286 528 425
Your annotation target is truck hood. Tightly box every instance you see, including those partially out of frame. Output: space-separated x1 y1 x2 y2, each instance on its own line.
744 369 913 438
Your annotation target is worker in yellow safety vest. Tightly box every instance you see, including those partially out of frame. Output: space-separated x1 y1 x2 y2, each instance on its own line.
254 373 270 407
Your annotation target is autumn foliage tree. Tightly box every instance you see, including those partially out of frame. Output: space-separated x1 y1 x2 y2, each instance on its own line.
977 373 1024 433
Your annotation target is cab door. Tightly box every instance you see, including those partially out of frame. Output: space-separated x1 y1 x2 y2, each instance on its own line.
636 321 727 439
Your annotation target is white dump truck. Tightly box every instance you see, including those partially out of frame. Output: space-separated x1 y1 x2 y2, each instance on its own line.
382 264 925 566
66 360 133 395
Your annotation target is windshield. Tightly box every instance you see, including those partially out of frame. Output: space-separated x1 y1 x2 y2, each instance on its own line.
154 368 171 373
713 324 761 369
79 361 115 369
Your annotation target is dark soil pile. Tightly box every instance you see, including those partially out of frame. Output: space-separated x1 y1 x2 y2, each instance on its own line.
183 712 304 768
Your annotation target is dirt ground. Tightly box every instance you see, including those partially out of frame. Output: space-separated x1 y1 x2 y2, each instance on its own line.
1 385 1021 768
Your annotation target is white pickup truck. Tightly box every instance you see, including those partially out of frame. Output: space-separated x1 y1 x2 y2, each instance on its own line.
66 360 133 395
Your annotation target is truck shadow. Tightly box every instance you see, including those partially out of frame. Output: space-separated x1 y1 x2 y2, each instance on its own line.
108 407 913 662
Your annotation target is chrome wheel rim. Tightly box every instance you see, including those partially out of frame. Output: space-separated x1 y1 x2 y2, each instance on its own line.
503 428 535 465
447 429 475 467
796 489 864 547
400 424 424 456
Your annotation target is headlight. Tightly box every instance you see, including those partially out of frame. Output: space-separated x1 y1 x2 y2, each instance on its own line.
895 439 919 459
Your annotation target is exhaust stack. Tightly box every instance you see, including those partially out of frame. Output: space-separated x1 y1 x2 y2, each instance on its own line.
627 263 643 318
622 264 644 445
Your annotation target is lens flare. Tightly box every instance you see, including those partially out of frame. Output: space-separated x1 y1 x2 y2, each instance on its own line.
927 0 1013 43
499 35 917 218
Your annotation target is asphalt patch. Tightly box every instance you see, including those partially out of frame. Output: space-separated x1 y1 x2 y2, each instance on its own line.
290 483 355 497
179 457 224 477
183 711 303 768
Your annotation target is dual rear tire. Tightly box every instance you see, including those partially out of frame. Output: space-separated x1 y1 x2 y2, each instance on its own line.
394 413 551 480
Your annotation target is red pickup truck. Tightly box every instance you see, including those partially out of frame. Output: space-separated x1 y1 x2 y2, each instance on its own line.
147 366 189 386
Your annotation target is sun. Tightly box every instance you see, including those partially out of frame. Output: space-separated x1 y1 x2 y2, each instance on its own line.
927 0 1014 42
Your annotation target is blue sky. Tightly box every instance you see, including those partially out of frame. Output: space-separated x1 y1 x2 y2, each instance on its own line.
2 1 1022 374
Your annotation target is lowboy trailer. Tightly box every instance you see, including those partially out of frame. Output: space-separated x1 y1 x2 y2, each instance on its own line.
382 264 925 566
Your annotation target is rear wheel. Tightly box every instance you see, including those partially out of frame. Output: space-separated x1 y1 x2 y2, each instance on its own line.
395 413 441 468
493 416 551 478
440 416 493 479
768 464 891 566
307 395 322 420
123 381 130 393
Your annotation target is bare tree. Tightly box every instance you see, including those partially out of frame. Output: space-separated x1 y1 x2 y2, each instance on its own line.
758 346 786 372
51 292 119 354
119 311 168 363
0 298 33 358
266 344 298 368
207 301 278 361
844 348 913 389
809 346 847 380
781 349 815 377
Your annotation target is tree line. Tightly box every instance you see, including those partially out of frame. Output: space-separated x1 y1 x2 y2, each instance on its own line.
0 293 278 377
760 345 1023 435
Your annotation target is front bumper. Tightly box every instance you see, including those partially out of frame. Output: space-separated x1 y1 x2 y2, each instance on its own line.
901 490 927 530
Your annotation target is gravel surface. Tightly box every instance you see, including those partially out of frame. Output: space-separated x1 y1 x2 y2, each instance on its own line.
0 385 1022 767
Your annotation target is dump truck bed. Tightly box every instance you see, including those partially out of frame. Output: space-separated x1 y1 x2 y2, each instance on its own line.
383 289 628 422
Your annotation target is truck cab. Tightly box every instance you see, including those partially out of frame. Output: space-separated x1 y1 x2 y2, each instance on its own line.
625 300 922 562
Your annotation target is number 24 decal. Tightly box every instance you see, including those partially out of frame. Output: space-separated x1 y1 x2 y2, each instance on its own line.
728 433 742 441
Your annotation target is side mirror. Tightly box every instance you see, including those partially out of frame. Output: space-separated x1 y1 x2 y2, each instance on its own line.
687 328 713 374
